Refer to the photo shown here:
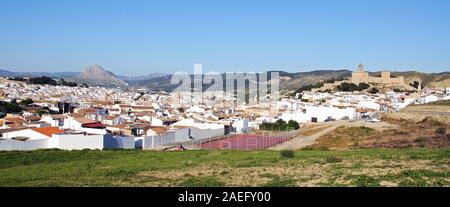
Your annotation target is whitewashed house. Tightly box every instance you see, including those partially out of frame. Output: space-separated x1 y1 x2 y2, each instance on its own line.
358 101 381 111
63 117 96 130
281 106 355 123
2 126 63 139
41 114 65 127
423 94 439 104
101 115 124 125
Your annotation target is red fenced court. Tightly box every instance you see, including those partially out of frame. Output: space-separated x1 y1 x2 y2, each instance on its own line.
194 131 297 150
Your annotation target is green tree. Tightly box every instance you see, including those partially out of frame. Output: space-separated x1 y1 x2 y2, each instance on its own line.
287 120 300 130
20 98 34 106
368 87 379 94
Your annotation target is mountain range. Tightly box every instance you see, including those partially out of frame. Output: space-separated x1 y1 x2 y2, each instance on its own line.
1 66 449 91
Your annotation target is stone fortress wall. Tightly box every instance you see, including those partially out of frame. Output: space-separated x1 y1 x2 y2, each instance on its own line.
310 64 408 93
351 64 405 85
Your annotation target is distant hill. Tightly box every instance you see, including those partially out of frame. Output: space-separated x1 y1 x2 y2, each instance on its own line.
118 72 167 84
276 70 352 90
0 69 78 78
368 71 450 88
127 70 353 92
1 66 448 90
393 71 450 89
128 69 450 92
69 65 128 87
0 69 16 77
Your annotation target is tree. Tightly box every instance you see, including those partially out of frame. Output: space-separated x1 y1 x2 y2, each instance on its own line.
435 127 447 137
410 81 423 89
368 87 379 94
60 78 78 87
294 82 325 94
337 82 370 92
357 83 370 91
20 98 34 106
275 119 286 125
28 76 58 85
0 101 22 113
260 119 299 131
287 120 300 130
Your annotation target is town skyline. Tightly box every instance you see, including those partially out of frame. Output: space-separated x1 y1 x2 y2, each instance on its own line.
1 63 449 78
1 0 450 75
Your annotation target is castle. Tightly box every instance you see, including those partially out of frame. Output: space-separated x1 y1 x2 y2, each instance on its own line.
351 63 405 85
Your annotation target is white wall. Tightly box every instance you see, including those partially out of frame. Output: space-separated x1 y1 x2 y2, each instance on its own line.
142 128 189 149
281 106 355 123
280 113 309 123
134 137 143 148
233 120 248 134
142 127 225 149
191 127 224 140
103 135 135 149
306 106 355 122
23 139 49 150
0 138 48 151
50 134 104 150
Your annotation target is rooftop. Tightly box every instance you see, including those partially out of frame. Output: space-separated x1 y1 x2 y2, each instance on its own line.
31 127 64 137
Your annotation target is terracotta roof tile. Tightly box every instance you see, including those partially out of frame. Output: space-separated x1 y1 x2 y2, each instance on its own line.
31 127 64 137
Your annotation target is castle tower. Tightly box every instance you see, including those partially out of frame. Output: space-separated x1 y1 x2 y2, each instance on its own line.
381 70 391 80
352 63 369 84
357 63 365 72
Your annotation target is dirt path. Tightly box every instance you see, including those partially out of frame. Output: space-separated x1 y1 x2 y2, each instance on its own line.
270 125 339 150
270 119 396 150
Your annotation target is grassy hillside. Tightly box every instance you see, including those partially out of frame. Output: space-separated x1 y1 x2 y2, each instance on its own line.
0 149 448 187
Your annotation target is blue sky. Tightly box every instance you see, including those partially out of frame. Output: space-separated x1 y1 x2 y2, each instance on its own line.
0 0 449 76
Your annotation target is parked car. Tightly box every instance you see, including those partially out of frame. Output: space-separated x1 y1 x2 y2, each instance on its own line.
365 118 380 123
341 116 349 120
324 116 335 122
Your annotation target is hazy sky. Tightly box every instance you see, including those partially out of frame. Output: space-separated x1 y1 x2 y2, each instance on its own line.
0 0 449 76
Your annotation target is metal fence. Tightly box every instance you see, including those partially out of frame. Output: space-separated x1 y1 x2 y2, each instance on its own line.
193 130 298 150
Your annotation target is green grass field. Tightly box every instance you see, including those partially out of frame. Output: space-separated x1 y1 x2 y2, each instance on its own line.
0 148 448 187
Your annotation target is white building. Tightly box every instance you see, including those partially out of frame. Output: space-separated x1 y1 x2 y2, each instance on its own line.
101 116 124 125
280 106 356 123
63 117 96 130
358 101 381 111
423 94 439 104
2 126 63 139
233 119 248 134
41 115 65 127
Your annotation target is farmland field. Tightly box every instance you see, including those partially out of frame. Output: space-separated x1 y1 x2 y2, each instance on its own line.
0 148 448 187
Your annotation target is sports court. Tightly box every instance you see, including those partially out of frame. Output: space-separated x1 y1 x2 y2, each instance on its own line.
194 134 292 150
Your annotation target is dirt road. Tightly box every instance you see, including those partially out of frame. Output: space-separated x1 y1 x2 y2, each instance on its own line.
270 119 396 150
